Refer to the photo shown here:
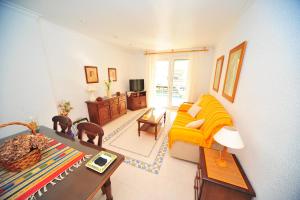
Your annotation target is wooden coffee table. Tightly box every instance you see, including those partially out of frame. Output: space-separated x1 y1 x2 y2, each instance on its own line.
137 108 166 140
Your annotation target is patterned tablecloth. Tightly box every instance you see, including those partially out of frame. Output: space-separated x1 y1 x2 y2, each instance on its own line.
0 137 85 200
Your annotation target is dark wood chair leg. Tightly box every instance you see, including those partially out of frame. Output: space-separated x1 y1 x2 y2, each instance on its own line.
101 186 105 195
138 122 140 137
103 178 113 200
155 125 157 140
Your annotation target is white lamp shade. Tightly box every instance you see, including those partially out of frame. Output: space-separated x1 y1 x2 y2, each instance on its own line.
213 126 245 149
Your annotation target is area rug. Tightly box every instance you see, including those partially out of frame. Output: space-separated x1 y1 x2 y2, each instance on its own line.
0 138 88 200
102 109 170 174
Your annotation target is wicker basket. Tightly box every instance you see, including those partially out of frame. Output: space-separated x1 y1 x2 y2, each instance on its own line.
0 122 42 172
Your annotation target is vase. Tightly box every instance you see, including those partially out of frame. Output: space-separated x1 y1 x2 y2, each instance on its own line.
106 89 111 98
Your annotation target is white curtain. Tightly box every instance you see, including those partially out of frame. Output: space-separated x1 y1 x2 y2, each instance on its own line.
186 52 201 102
145 54 157 107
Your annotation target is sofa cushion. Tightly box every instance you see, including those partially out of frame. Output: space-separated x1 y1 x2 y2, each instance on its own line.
187 104 201 118
185 119 205 129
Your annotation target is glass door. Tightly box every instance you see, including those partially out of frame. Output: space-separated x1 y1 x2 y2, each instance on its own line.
171 59 190 107
153 60 170 107
153 58 190 108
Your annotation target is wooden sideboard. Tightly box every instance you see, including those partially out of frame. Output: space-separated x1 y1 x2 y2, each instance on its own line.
194 147 255 200
126 91 147 110
86 94 127 126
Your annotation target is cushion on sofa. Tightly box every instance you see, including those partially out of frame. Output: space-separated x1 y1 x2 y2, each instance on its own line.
185 119 205 129
187 104 201 118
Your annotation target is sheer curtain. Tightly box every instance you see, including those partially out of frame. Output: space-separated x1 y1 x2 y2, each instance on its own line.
145 54 157 107
186 52 201 102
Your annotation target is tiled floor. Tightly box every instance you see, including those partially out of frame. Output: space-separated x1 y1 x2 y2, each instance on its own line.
94 109 197 200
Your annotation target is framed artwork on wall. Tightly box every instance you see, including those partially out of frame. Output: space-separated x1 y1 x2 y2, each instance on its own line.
222 41 247 103
213 55 224 92
108 68 117 81
84 66 99 83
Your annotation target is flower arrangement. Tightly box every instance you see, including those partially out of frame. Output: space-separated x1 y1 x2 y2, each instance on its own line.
58 100 73 116
0 134 48 164
104 80 112 97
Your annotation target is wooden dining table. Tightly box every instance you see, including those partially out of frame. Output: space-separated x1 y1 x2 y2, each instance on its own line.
0 126 125 200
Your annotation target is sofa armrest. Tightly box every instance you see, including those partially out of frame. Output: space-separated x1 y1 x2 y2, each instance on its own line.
178 102 194 112
168 125 205 148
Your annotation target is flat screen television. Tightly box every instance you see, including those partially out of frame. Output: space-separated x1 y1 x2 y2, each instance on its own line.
129 79 144 92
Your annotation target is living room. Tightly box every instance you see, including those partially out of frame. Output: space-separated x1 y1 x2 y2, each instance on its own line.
0 0 299 200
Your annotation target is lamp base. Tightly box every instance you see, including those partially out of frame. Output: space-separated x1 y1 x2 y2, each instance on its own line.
215 147 228 168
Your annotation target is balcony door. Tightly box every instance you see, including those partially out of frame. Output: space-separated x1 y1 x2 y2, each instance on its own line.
153 58 190 108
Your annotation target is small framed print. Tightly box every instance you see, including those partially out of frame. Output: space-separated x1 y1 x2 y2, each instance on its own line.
213 55 224 92
108 68 117 82
84 66 99 83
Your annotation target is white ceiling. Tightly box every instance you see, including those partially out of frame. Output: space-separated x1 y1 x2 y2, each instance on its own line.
8 0 253 51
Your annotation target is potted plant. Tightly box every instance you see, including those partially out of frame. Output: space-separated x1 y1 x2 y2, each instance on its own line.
58 100 73 116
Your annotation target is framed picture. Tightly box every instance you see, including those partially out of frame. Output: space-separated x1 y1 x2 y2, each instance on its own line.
222 41 247 103
84 66 99 83
108 68 117 82
212 55 224 92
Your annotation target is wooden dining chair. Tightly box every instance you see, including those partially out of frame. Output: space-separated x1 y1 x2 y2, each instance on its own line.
77 122 113 200
52 115 74 140
77 122 104 148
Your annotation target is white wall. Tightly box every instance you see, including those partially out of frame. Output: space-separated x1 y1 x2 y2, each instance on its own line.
0 3 144 138
189 50 214 101
39 20 144 120
0 4 57 137
209 1 300 199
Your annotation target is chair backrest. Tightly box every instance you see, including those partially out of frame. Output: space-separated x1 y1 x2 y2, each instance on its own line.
77 122 104 148
52 115 74 139
72 117 89 136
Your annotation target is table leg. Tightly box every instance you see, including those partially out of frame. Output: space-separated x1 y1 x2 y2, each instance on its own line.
103 178 113 200
155 125 157 140
138 122 140 137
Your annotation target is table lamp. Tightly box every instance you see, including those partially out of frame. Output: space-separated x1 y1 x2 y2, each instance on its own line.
213 126 244 167
87 85 97 101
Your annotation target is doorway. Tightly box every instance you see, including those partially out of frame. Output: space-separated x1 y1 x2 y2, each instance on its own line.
153 58 190 108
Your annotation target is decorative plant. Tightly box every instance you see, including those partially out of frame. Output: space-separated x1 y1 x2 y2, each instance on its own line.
58 100 73 116
104 80 112 91
28 117 39 133
104 80 112 97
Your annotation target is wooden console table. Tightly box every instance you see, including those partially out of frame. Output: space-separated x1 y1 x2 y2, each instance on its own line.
126 91 147 110
86 94 127 126
194 147 255 200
